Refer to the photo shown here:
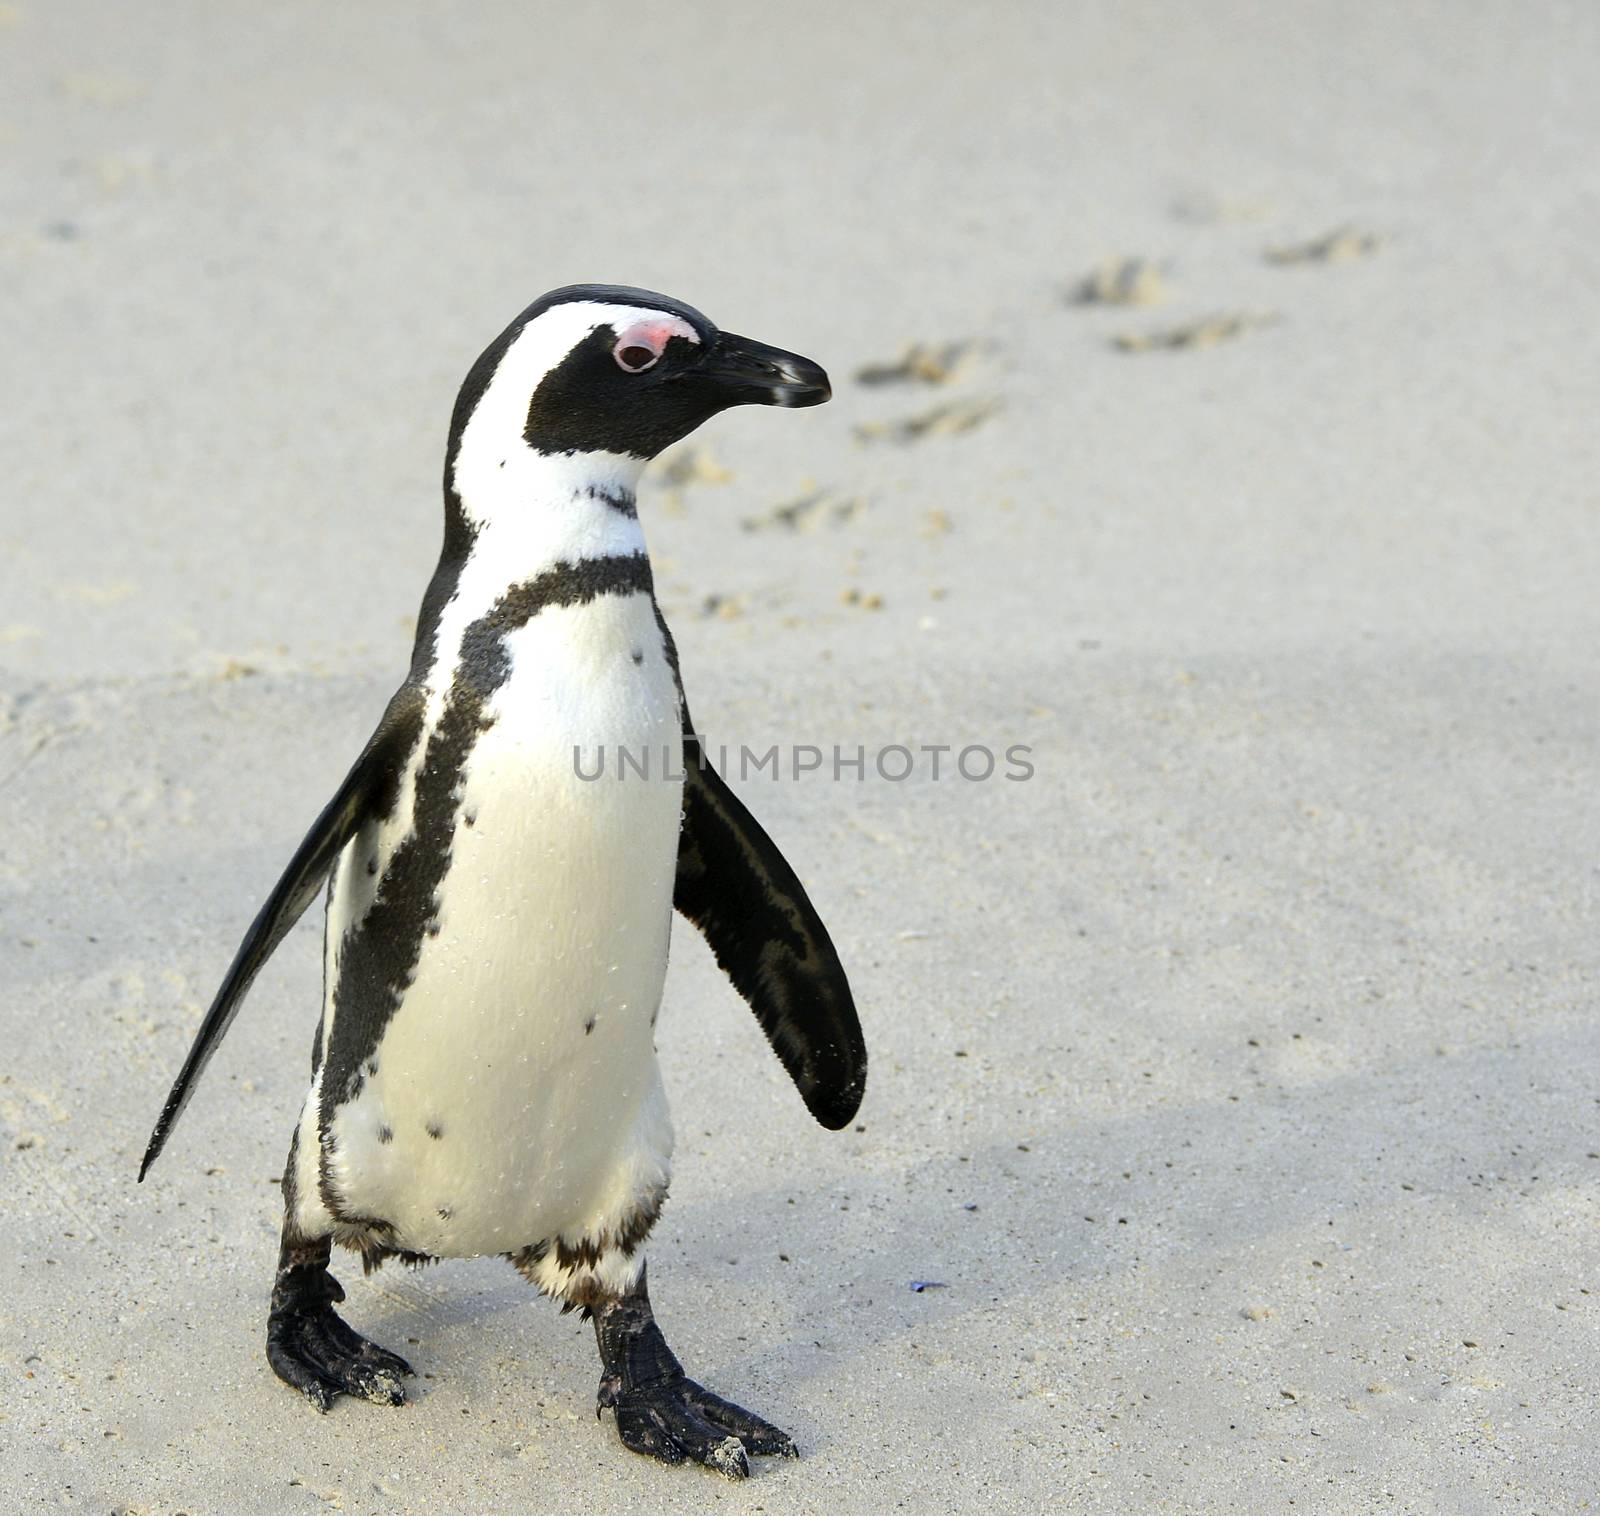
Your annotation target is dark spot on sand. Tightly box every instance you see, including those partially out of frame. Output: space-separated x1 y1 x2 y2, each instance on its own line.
584 1015 597 1035
631 648 643 665
437 1205 453 1220
378 1125 393 1145
426 1121 444 1140
366 857 378 876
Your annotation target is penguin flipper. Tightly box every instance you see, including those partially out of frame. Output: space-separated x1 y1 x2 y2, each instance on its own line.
138 684 426 1180
674 747 867 1130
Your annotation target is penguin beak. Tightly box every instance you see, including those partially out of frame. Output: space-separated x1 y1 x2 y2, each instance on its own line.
694 332 832 409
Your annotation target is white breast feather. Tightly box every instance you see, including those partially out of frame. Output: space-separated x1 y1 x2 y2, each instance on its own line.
293 391 689 1255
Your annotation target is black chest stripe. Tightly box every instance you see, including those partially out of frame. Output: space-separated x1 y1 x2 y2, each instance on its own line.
316 553 656 1194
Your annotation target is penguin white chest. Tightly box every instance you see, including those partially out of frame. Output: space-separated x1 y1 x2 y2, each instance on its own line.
313 590 684 1257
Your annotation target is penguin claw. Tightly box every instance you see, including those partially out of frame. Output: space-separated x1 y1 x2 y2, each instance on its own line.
267 1302 413 1412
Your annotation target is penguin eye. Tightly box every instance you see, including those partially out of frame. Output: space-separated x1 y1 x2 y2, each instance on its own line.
614 343 659 374
610 316 701 375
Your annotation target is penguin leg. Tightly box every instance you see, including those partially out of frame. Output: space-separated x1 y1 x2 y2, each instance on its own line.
591 1264 797 1479
265 1221 413 1413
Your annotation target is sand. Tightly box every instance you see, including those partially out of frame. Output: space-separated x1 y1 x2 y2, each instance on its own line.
4 3 1599 1511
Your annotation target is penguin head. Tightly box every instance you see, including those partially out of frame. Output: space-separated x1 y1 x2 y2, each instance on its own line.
448 285 829 491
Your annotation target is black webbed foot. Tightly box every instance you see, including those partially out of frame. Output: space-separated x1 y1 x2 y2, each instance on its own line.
599 1373 797 1478
266 1237 412 1413
593 1266 796 1479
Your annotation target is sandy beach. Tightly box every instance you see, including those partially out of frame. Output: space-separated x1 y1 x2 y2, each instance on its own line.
4 3 1599 1511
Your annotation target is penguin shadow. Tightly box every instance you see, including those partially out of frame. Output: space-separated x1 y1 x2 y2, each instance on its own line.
340 1021 1594 1444
763 1027 1582 1372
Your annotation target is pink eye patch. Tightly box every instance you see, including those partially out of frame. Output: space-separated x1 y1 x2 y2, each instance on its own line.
611 316 701 373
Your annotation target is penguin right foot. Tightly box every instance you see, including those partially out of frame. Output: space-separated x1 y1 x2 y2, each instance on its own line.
266 1263 413 1413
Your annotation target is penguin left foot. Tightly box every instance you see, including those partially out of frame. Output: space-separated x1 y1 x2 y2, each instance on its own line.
598 1370 796 1478
592 1268 796 1478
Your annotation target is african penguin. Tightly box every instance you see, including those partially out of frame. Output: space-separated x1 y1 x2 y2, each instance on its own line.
140 284 866 1479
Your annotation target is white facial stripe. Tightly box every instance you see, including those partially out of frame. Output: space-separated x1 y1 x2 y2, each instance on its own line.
449 301 695 522
448 299 677 512
438 299 694 700
453 302 684 486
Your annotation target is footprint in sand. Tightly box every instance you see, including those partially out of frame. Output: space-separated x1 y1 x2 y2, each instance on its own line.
698 591 749 622
839 587 886 611
647 445 733 515
742 489 868 534
652 445 734 488
1070 257 1170 308
1112 312 1280 354
853 341 982 388
1264 226 1383 265
854 396 1002 444
1080 209 1376 355
852 337 1000 443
